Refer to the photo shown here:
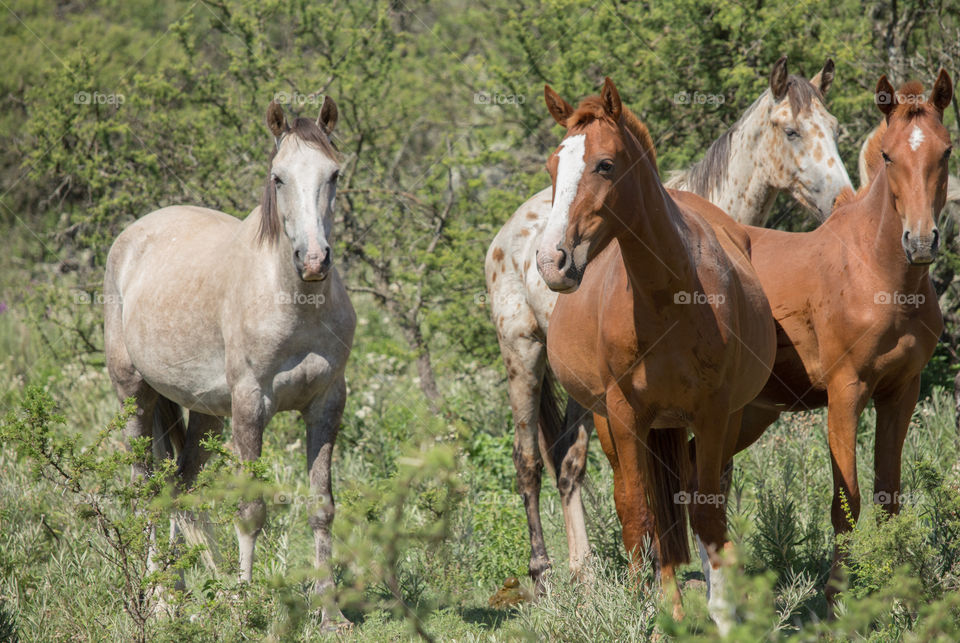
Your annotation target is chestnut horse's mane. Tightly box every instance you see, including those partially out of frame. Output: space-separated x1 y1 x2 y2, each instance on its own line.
838 79 939 210
566 96 659 177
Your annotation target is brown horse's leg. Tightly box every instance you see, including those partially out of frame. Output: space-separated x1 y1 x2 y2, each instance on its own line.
554 399 593 581
824 376 869 610
689 409 738 635
231 383 268 584
873 376 921 515
733 403 781 454
303 378 349 628
503 338 552 592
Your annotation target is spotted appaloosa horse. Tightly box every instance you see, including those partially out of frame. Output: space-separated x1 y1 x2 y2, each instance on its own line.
484 57 851 593
104 99 355 628
731 71 952 608
537 78 775 632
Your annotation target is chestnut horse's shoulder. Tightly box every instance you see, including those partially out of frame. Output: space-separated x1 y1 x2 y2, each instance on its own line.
667 188 752 258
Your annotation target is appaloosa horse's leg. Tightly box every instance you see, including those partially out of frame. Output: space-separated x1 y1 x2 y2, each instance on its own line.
824 375 870 607
873 376 921 514
502 336 551 591
303 378 349 629
231 383 269 584
554 399 593 581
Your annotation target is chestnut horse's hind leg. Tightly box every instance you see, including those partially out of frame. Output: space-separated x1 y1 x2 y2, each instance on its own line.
873 376 921 514
303 378 349 629
501 335 552 591
824 375 869 609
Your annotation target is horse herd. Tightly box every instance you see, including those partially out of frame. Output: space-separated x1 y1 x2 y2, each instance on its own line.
101 57 954 632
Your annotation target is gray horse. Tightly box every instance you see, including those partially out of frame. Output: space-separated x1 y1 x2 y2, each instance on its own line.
104 98 355 627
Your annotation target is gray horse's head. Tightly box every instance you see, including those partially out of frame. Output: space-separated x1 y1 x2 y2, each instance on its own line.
260 98 341 281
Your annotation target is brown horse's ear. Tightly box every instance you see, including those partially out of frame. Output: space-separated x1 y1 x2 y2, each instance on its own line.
930 68 953 116
266 100 288 139
876 75 896 120
601 77 622 122
318 95 338 133
770 55 789 101
811 58 834 95
544 85 574 126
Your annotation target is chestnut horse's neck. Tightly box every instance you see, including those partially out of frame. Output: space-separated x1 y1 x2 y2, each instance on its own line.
612 135 694 292
843 167 931 292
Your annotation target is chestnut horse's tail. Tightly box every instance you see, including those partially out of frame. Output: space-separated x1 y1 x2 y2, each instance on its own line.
647 428 692 565
537 367 568 480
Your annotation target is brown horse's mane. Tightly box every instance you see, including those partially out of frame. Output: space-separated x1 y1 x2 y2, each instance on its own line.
258 117 340 245
567 96 659 177
838 79 940 211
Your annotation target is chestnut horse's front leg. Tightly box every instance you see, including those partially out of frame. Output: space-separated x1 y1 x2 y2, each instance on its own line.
873 375 921 514
303 377 349 630
824 373 870 609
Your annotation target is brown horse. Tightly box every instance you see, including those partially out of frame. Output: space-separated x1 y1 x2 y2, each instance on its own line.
537 78 776 631
732 70 952 606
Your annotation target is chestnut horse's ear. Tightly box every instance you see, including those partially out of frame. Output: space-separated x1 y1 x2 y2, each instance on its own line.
876 75 896 120
266 100 288 140
811 58 835 95
544 85 574 126
601 77 622 122
930 68 953 116
770 55 789 101
318 95 338 134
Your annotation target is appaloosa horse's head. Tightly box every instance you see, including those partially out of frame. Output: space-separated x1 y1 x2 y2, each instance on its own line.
261 98 341 281
875 70 953 264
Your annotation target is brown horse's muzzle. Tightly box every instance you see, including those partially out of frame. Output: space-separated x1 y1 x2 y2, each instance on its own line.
536 246 582 292
902 227 939 265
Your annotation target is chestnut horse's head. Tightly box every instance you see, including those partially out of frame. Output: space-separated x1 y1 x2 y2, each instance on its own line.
537 78 653 292
875 70 953 264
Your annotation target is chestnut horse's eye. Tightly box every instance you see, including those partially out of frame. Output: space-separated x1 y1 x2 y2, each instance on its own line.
596 160 614 174
882 151 892 164
944 147 953 161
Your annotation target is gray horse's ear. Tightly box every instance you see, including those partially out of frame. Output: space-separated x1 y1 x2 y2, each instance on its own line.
770 55 789 101
811 58 834 95
318 96 338 134
266 100 287 141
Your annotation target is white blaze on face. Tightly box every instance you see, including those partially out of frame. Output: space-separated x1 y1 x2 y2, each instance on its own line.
909 125 925 151
540 134 587 256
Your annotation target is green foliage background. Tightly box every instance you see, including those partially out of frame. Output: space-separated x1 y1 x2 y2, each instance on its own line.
1 0 960 640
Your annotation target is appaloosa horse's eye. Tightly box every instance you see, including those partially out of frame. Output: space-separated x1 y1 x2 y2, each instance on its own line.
784 127 800 140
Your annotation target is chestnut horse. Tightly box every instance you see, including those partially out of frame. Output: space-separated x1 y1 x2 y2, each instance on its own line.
537 78 776 631
732 71 952 606
486 57 850 593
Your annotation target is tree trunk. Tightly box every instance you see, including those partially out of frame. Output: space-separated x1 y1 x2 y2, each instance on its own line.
401 321 441 410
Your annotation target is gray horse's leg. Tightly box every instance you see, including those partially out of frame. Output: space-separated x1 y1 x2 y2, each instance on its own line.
175 412 225 572
303 378 348 628
231 384 268 583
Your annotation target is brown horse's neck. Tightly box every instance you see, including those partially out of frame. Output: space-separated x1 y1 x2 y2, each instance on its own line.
612 153 694 292
854 169 931 292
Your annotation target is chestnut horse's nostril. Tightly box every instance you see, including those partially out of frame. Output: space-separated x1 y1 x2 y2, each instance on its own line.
932 228 940 252
555 246 569 271
902 230 910 244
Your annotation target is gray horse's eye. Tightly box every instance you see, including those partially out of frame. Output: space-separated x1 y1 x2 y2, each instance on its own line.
272 174 284 187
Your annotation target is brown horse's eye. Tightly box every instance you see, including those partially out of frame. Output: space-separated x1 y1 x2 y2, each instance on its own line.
881 151 892 164
944 147 953 161
596 160 614 174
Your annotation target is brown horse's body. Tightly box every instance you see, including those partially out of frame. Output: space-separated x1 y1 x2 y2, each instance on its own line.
734 72 952 604
537 79 775 631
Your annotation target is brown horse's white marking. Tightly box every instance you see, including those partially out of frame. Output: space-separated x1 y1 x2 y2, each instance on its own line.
104 99 355 628
537 78 775 631
484 57 851 593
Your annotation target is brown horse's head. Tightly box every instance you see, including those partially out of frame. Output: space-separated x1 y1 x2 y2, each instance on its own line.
875 70 953 264
537 78 654 292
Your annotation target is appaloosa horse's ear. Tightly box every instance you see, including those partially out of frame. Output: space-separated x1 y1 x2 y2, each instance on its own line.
876 75 896 120
930 69 953 117
318 95 338 134
770 55 789 101
544 85 574 126
266 101 288 140
811 58 835 95
601 77 622 122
